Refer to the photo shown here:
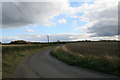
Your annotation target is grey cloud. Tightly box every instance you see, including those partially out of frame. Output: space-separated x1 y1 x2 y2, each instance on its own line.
2 2 69 28
2 2 31 28
88 20 118 37
81 3 118 37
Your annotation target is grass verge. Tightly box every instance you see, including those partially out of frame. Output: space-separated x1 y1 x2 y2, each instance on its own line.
50 46 120 77
2 44 51 78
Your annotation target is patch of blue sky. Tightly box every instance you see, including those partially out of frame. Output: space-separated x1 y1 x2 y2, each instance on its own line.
69 2 85 7
2 2 90 37
33 14 86 34
68 0 96 3
34 24 80 34
2 27 26 36
69 1 94 7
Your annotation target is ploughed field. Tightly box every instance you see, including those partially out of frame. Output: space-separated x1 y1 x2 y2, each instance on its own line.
51 41 120 76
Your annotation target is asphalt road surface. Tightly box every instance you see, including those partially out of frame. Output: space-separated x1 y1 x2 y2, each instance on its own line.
14 47 118 78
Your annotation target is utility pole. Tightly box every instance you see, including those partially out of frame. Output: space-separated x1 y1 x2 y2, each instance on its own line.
47 35 49 43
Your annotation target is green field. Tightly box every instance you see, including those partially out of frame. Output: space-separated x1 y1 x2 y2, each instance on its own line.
51 42 120 76
2 44 52 78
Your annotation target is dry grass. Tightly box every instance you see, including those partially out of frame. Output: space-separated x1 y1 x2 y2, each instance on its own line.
1 44 40 47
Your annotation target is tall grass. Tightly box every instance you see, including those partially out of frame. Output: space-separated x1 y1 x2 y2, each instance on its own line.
2 44 52 78
51 42 120 76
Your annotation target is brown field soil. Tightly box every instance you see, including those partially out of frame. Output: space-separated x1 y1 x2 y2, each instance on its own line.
51 42 120 76
65 42 119 58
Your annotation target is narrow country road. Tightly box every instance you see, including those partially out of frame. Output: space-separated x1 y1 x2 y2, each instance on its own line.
14 47 118 78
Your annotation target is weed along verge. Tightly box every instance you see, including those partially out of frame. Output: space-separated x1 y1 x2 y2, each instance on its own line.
2 44 53 78
50 42 120 77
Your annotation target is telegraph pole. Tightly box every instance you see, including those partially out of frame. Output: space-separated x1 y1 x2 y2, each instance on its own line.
47 35 49 43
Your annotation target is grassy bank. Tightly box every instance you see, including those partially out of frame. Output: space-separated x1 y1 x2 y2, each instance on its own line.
51 42 120 77
2 44 52 78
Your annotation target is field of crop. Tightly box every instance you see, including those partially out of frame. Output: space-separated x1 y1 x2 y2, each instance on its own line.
2 44 53 78
51 42 120 76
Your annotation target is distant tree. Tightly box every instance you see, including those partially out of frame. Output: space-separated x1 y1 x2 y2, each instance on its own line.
57 40 60 44
10 40 29 44
57 40 60 42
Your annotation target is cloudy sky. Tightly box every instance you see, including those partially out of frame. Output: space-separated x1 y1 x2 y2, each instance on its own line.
1 0 119 43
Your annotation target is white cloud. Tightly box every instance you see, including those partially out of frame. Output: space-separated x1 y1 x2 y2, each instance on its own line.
25 29 34 33
73 20 77 23
72 0 119 37
2 1 69 28
3 0 69 2
2 0 119 41
2 33 118 43
32 24 39 27
58 18 67 24
1 33 89 43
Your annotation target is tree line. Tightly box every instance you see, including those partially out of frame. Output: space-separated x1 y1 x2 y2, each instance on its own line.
0 39 119 45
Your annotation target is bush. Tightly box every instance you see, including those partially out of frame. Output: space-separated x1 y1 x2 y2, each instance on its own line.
9 40 30 44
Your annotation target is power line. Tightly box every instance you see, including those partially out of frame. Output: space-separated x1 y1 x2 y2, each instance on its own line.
10 0 33 24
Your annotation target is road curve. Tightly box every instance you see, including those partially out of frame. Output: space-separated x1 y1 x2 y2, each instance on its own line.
14 47 118 78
